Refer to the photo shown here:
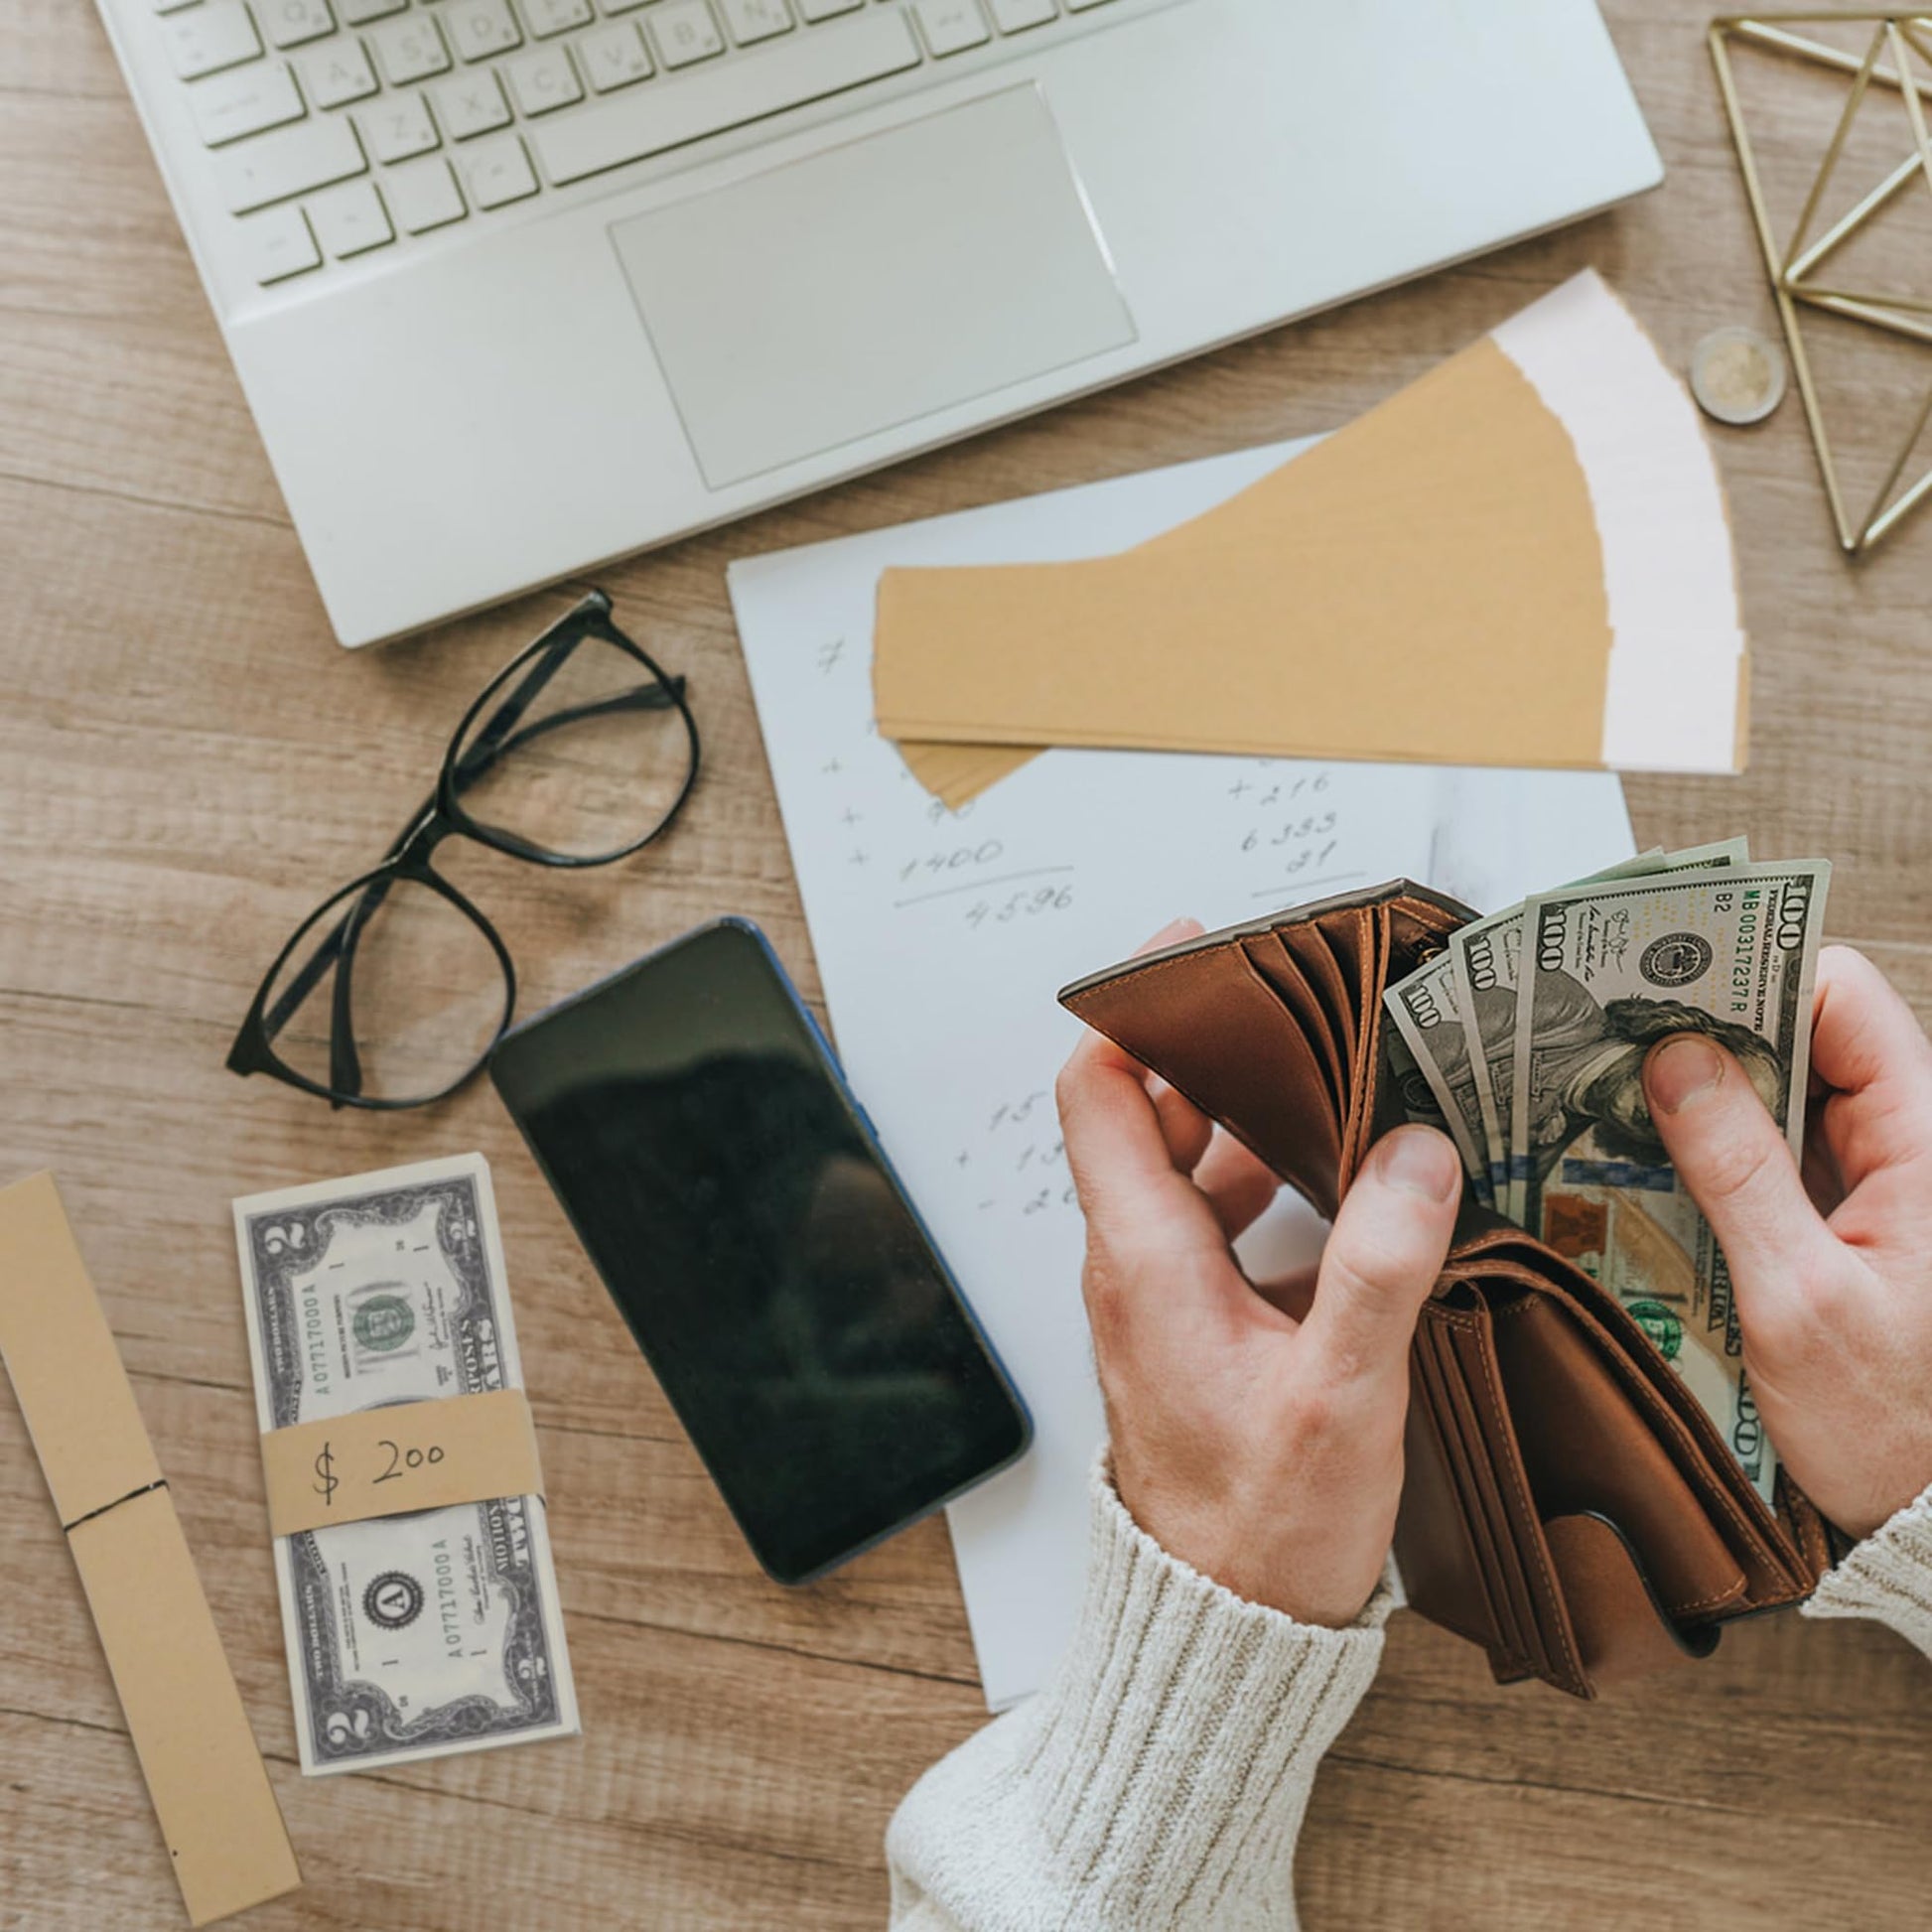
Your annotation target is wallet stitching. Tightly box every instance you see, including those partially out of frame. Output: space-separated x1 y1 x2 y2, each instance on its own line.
1461 1323 1588 1696
1670 1577 1750 1616
1237 944 1349 1126
1415 1326 1528 1665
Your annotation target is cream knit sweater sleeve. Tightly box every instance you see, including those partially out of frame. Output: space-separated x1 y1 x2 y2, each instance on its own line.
1802 1480 1932 1660
887 1479 1932 1932
886 1466 1389 1932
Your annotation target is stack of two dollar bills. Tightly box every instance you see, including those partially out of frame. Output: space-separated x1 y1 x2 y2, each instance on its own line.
1384 842 1830 1506
233 1153 578 1774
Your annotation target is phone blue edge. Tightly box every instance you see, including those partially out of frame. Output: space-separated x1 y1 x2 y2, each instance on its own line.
487 913 1034 1587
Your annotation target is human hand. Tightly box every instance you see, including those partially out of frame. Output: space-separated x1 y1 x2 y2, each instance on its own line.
1056 920 1463 1627
1643 944 1932 1539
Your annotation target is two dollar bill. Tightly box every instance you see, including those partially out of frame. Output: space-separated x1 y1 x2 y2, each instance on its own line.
233 1153 579 1774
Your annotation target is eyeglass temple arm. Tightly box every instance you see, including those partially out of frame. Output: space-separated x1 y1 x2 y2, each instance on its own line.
326 879 383 1102
451 665 686 798
452 680 687 789
447 625 587 789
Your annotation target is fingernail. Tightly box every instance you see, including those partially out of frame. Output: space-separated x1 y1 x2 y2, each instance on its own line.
1373 1127 1460 1202
1646 1035 1725 1114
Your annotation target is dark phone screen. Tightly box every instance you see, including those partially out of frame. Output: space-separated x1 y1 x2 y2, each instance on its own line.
490 921 1029 1582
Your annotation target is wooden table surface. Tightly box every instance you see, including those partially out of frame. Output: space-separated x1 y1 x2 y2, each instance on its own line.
5 4 1931 1927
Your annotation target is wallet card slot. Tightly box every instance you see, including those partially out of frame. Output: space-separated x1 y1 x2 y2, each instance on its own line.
1438 1305 1590 1697
1242 935 1349 1122
1062 936 1345 1217
1409 1316 1532 1669
1339 907 1399 1195
1315 903 1374 1000
1282 924 1359 1075
1387 894 1470 977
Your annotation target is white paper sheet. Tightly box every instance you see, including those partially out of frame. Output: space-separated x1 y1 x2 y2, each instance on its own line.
728 437 1637 1710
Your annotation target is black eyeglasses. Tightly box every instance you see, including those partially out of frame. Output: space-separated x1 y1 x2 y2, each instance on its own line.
228 590 699 1110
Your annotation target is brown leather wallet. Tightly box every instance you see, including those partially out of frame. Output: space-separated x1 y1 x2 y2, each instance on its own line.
1059 880 1834 1698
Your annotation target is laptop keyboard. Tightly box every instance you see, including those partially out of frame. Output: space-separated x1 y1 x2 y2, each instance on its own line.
150 0 1113 286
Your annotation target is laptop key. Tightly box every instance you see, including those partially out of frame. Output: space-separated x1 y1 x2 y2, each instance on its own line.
361 91 440 162
237 203 321 282
521 0 596 37
259 0 338 50
649 1 726 69
217 113 366 211
721 0 794 47
463 133 541 207
373 15 453 83
989 0 1055 29
581 23 653 90
385 155 468 231
308 177 396 255
162 2 263 79
797 0 865 16
536 9 920 185
913 0 989 55
435 69 513 137
301 39 379 107
446 0 524 61
191 63 305 145
508 46 585 114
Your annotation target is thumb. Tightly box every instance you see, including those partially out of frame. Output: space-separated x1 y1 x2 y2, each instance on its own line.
1307 1126 1461 1381
1642 1034 1839 1341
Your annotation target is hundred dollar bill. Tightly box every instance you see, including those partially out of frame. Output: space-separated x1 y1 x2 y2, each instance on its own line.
1453 842 1746 1221
1383 1023 1479 1191
1382 952 1494 1206
1508 861 1830 1501
233 1153 578 1775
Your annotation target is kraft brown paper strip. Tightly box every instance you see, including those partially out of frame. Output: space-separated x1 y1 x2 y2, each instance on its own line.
260 1386 544 1539
876 338 1611 782
899 739 1040 809
0 1172 302 1929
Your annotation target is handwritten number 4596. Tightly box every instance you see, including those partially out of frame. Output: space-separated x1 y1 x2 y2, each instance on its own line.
967 885 1073 927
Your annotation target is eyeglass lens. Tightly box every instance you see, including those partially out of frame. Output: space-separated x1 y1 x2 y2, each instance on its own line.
260 872 510 1106
450 625 695 863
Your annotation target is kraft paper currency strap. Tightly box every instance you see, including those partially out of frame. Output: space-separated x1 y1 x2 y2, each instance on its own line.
258 1386 544 1538
0 1172 302 1930
873 271 1748 804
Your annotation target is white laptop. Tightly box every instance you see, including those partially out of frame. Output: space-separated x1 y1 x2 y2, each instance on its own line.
98 0 1661 646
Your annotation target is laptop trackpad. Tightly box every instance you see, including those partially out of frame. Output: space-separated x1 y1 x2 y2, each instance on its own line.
610 85 1138 489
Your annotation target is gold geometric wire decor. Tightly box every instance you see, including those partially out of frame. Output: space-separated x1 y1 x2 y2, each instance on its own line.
1710 12 1932 552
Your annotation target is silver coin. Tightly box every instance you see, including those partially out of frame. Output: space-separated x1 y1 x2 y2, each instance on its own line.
1690 326 1787 426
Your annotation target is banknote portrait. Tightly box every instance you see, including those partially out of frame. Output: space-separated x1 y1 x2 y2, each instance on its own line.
1519 967 1785 1185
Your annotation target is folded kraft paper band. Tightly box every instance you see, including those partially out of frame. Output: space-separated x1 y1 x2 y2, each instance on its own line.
875 270 1747 803
0 1172 302 1929
259 1386 544 1539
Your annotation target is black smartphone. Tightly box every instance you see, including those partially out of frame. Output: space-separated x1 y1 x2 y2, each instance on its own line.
489 918 1031 1585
